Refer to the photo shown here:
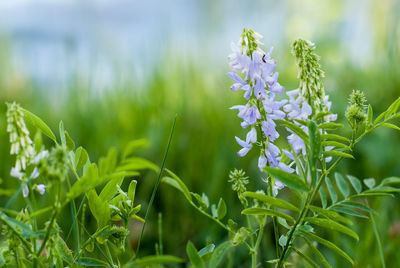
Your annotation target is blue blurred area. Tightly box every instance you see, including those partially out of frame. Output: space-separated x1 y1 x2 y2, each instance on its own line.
1 0 398 90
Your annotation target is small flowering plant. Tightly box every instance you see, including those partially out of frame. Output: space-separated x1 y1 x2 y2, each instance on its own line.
163 29 400 267
0 103 184 267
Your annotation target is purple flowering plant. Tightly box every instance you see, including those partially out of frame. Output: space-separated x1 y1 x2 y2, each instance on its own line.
163 28 400 267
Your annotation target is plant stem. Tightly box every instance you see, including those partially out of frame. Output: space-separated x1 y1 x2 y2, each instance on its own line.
367 200 386 268
158 212 163 255
105 241 115 267
136 115 176 256
37 209 57 256
267 177 280 258
251 222 265 268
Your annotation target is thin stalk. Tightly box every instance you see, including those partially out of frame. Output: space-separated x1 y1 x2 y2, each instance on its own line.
267 177 280 258
37 209 57 256
251 222 265 268
14 249 20 268
136 115 177 256
367 200 386 268
277 191 311 268
158 213 163 255
105 241 115 267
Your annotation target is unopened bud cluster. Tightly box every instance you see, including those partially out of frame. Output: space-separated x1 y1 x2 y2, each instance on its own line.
345 90 368 127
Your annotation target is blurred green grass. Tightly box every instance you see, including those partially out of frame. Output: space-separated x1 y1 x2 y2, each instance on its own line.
0 38 399 266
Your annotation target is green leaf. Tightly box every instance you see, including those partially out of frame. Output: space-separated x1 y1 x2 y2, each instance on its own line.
346 175 362 193
209 241 233 268
186 241 205 268
380 122 400 131
191 193 208 210
59 121 66 145
264 167 309 192
202 193 210 208
319 188 327 208
384 96 400 119
67 163 99 201
75 147 89 170
299 230 354 265
128 180 137 202
163 169 192 202
122 139 149 159
75 257 108 266
341 201 376 214
128 255 184 267
321 141 350 150
56 237 74 264
99 148 118 175
217 198 227 220
335 173 350 197
380 177 400 186
117 157 159 172
278 235 287 247
211 204 218 218
322 151 354 159
315 111 332 121
325 177 337 204
243 191 299 212
304 217 359 240
321 134 350 142
302 236 332 268
291 246 319 268
366 186 400 193
331 207 368 219
309 205 352 225
278 119 309 143
363 178 376 189
198 244 215 257
351 192 393 198
242 208 295 222
374 111 386 125
64 130 75 151
87 190 110 228
99 176 124 202
21 108 57 143
318 122 344 130
367 104 373 126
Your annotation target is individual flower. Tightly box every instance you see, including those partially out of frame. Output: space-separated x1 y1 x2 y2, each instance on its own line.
22 185 29 198
272 179 285 197
35 184 46 195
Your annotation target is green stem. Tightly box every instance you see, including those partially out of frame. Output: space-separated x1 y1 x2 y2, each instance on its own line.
37 209 58 256
277 191 311 268
14 249 20 268
158 213 163 255
136 116 176 256
105 241 115 267
251 223 265 268
267 177 280 258
367 200 386 268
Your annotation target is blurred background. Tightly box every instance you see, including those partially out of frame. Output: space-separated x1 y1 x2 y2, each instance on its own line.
0 0 399 266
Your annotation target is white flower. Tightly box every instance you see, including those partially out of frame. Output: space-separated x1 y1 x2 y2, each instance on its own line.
22 185 29 197
31 167 39 179
35 184 46 195
32 150 49 164
10 167 23 180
